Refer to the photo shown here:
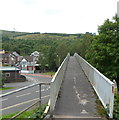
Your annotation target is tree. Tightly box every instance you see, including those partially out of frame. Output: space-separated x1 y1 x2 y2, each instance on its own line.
86 15 119 87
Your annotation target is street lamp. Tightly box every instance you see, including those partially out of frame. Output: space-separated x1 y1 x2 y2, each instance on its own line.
57 55 60 67
117 1 119 18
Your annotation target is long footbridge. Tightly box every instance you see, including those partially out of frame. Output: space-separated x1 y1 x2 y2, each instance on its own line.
1 53 115 120
46 53 115 120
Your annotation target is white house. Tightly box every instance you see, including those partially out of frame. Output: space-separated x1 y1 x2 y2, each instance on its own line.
30 51 40 64
20 56 35 74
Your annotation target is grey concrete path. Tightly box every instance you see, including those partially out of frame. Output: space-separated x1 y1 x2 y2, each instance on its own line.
52 56 105 120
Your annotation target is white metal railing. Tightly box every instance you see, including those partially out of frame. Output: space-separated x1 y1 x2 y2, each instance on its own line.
0 82 50 119
74 53 114 118
50 53 70 113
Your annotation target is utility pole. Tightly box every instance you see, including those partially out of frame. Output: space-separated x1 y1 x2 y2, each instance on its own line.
117 1 119 18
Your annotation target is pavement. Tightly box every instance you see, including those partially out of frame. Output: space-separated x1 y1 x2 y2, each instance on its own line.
52 56 106 120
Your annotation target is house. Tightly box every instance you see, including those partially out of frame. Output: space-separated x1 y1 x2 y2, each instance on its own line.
0 50 5 54
0 67 26 83
2 51 21 66
30 51 40 64
0 50 5 65
20 56 35 73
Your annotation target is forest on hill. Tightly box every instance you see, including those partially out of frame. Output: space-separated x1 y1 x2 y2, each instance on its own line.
1 15 119 88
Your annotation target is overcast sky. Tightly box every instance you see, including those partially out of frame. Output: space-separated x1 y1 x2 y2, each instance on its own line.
0 0 118 34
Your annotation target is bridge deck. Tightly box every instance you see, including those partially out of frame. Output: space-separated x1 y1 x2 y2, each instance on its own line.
52 56 105 120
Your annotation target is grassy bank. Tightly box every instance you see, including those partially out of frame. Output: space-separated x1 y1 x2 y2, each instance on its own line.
40 72 55 76
0 87 15 91
0 104 47 119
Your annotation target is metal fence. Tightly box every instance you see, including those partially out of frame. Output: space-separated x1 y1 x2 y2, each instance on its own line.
74 53 114 118
0 82 50 119
50 53 70 113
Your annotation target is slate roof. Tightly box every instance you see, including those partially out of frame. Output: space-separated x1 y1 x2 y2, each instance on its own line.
24 56 34 62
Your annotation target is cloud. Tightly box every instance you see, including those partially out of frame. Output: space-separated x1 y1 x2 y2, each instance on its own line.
0 0 118 33
18 0 39 5
45 9 63 16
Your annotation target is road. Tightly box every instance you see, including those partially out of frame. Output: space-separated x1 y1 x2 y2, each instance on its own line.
0 74 52 115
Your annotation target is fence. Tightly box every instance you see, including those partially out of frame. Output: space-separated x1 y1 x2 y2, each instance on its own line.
0 82 50 119
50 53 70 113
74 53 114 118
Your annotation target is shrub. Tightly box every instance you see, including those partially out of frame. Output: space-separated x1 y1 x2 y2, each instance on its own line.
113 94 119 119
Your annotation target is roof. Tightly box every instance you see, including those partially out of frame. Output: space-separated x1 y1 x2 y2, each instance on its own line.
12 52 20 57
0 67 20 71
2 53 10 57
23 56 34 62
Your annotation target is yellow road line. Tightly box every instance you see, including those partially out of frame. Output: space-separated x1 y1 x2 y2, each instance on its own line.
0 95 50 111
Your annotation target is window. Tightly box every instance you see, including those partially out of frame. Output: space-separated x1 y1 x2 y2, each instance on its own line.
5 73 10 77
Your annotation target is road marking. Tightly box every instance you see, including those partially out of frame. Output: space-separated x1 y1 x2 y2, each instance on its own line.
79 99 89 105
73 85 76 90
36 87 50 92
73 77 76 84
77 94 80 100
36 90 39 92
0 95 50 111
81 109 88 114
16 93 31 98
0 98 8 102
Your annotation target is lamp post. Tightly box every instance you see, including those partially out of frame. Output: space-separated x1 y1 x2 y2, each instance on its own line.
57 54 60 67
117 1 119 18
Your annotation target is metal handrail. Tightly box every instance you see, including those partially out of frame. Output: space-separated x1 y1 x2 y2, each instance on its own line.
0 82 50 98
1 82 50 120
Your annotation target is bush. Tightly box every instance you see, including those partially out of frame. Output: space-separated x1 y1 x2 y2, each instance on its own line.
0 73 5 88
30 104 47 120
113 94 119 119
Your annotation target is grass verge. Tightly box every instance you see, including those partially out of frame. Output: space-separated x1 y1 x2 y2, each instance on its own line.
0 104 47 119
40 72 55 76
0 87 15 91
96 98 107 118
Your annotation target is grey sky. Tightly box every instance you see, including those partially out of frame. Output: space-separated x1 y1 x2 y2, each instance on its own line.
0 0 118 34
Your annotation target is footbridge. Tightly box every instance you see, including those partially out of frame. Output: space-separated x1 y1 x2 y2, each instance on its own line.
46 53 115 120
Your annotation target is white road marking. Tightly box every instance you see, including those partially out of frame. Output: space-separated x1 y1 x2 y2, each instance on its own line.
73 86 76 90
79 99 89 105
41 89 45 92
77 94 80 100
0 98 8 102
36 90 39 92
26 76 38 82
36 87 50 92
16 93 31 98
73 77 76 84
81 109 88 114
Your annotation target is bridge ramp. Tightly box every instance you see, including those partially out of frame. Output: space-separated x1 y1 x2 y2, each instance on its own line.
52 56 106 120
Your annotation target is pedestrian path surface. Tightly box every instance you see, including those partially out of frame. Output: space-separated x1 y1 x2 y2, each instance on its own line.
52 56 105 120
